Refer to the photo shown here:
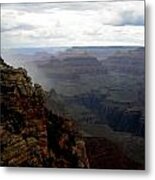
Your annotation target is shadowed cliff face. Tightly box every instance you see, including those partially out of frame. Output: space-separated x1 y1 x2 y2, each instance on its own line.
85 137 144 170
0 57 89 168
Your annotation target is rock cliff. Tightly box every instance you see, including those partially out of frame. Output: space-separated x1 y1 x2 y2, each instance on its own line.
0 57 89 168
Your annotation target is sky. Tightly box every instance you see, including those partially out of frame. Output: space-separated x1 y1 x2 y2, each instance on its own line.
1 0 144 48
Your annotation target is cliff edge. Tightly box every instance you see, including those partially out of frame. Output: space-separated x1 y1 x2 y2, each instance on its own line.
0 57 89 168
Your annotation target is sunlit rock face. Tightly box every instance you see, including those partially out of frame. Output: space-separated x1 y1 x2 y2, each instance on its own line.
0 57 89 168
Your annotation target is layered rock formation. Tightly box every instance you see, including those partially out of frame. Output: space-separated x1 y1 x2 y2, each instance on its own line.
0 57 89 168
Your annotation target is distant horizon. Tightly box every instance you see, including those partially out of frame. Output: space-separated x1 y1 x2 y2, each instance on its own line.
2 45 145 50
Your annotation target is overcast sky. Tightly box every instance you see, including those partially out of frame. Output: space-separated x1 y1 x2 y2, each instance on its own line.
1 0 144 48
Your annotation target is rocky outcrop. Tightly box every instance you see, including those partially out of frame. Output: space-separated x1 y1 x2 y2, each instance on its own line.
0 57 89 168
47 113 89 168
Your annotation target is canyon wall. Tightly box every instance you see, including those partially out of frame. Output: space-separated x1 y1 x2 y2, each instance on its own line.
0 57 89 168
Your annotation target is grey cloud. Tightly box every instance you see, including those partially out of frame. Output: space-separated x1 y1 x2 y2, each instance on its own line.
103 9 144 26
1 2 103 14
1 1 144 13
1 1 144 48
29 31 66 40
84 29 103 36
1 3 50 13
1 24 36 33
119 11 144 26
